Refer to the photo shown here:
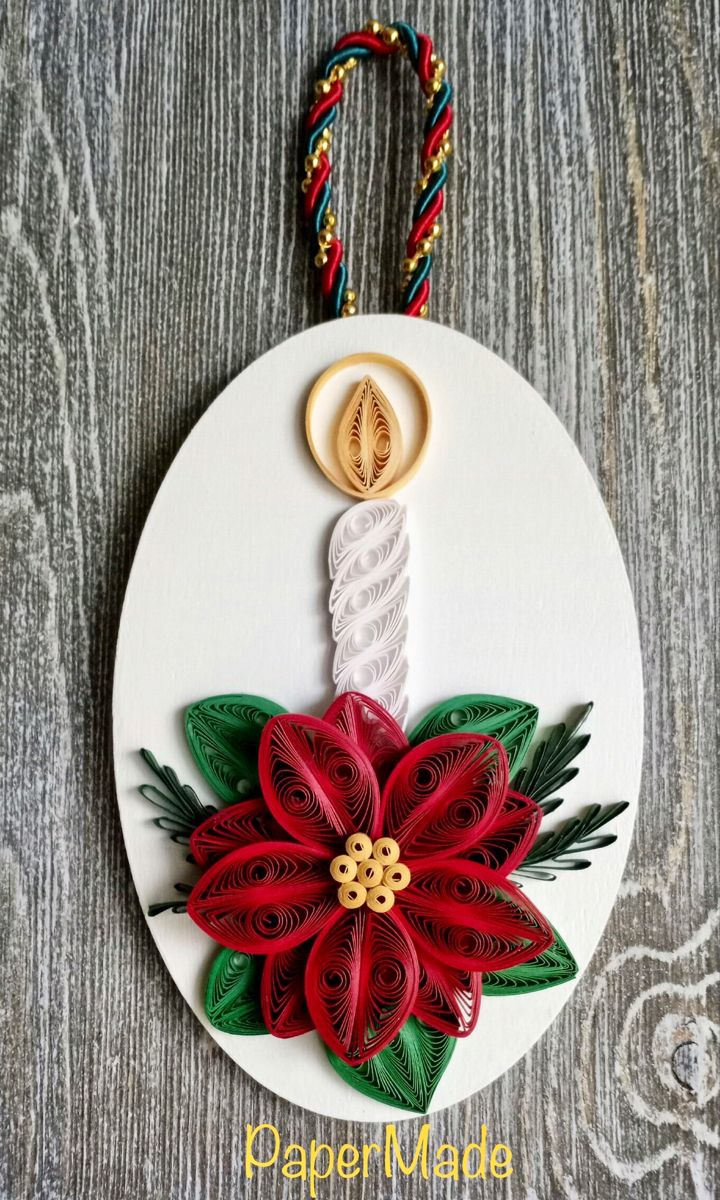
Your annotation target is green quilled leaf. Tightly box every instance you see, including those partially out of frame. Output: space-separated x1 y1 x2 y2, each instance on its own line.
326 1017 456 1114
514 801 629 880
205 948 268 1035
482 927 578 995
139 748 216 841
513 703 593 810
147 882 192 917
185 694 286 805
409 695 539 779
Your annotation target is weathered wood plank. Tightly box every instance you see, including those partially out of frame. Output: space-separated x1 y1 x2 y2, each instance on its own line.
1 0 718 1196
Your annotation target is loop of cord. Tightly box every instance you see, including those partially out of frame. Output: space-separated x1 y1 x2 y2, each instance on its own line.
301 19 453 319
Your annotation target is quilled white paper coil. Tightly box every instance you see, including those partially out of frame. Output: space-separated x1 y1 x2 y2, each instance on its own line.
328 499 410 726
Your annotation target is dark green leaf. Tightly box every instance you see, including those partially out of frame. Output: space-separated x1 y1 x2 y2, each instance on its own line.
147 882 192 917
483 927 578 994
539 797 564 817
513 702 593 811
139 748 216 841
326 1017 455 1114
515 801 629 880
205 948 268 1035
409 695 539 778
185 694 286 805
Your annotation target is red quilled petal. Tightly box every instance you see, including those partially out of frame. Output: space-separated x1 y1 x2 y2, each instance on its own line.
258 714 381 852
413 952 482 1037
323 691 408 784
465 790 542 876
190 798 284 868
187 841 335 954
396 858 553 972
381 733 508 860
261 943 314 1038
305 906 419 1065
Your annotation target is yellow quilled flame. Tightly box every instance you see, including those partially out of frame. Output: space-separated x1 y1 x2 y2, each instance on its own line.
336 375 403 496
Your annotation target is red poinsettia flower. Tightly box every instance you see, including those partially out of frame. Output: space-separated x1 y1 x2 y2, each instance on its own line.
187 692 552 1065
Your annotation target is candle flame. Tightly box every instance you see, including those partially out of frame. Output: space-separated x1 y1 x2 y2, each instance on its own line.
336 376 403 496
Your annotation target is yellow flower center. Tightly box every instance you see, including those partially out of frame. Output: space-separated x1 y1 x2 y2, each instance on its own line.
330 834 412 912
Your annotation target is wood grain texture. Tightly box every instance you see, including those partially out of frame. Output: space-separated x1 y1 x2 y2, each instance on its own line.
1 0 718 1196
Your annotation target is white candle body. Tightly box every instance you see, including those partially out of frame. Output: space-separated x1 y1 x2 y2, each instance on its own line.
328 499 409 727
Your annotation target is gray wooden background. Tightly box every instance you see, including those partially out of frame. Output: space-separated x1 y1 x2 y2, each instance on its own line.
1 1 718 1196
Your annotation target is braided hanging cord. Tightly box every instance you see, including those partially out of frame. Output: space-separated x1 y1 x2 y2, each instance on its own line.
302 19 454 319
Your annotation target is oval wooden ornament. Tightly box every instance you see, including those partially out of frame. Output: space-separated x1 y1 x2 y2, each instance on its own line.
113 315 643 1122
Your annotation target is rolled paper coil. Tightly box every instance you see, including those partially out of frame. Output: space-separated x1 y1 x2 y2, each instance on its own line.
383 862 411 891
330 854 358 882
366 884 395 913
373 836 401 865
338 881 367 909
345 832 373 861
357 859 384 887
